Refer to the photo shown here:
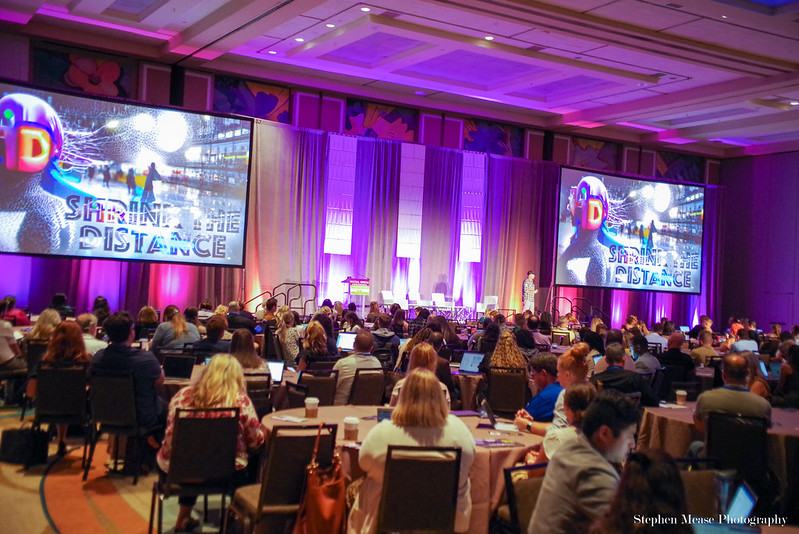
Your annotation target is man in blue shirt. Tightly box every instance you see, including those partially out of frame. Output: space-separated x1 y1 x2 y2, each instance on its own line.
523 353 563 422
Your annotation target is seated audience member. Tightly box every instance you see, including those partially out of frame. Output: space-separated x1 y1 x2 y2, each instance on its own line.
591 343 658 406
191 314 230 356
349 369 475 534
332 330 383 405
76 313 108 356
774 344 799 408
533 382 596 464
372 313 401 353
690 331 718 367
23 308 61 345
494 313 509 333
134 306 160 340
730 328 759 354
30 322 90 454
260 297 278 323
237 301 254 321
184 307 205 336
644 322 668 352
390 309 408 337
480 331 526 374
365 301 381 323
631 335 660 375
1 295 30 326
427 331 459 402
590 450 691 534
590 317 604 333
427 314 461 347
657 332 695 380
581 329 604 377
226 301 255 333
347 301 359 316
728 316 743 337
528 390 639 534
333 301 345 324
92 312 165 431
516 342 590 436
156 354 264 532
314 313 339 356
407 308 429 337
394 327 432 372
196 299 214 322
50 292 75 319
150 305 201 351
91 296 111 327
276 310 300 367
477 322 500 354
621 315 639 334
693 354 771 434
321 298 334 310
529 318 553 351
514 314 536 352
0 314 25 374
230 329 268 374
342 311 363 332
743 351 770 401
389 343 450 406
688 315 713 341
523 353 563 423
594 330 636 374
297 321 334 371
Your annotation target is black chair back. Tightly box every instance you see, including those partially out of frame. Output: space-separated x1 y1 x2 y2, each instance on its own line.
487 367 528 415
372 348 394 369
35 361 89 426
23 340 49 377
245 373 272 419
285 381 308 409
705 412 769 483
647 342 663 355
377 445 461 533
263 325 279 360
298 370 338 406
502 462 548 534
90 370 138 429
658 364 688 399
348 368 385 405
309 359 338 371
167 408 240 488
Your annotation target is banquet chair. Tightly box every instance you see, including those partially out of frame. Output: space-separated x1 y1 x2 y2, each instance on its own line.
372 347 394 369
31 361 90 468
245 373 272 420
285 381 308 409
16 339 49 416
148 407 240 534
705 412 771 496
376 445 461 533
309 359 338 371
298 369 338 406
497 462 548 534
348 368 385 405
83 370 163 484
486 367 528 416
658 364 688 400
263 325 279 360
223 424 337 534
674 459 720 519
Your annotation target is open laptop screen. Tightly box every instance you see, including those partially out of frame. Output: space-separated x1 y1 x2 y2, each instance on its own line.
459 352 483 374
336 332 357 351
266 361 285 384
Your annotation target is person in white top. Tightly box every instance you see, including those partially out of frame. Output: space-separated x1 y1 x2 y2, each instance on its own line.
348 369 475 534
332 330 383 405
0 318 24 370
76 313 108 356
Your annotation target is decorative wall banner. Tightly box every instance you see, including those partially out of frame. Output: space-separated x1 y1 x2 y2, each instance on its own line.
463 119 522 157
213 75 290 123
32 45 136 98
570 136 620 171
344 99 418 141
655 150 705 184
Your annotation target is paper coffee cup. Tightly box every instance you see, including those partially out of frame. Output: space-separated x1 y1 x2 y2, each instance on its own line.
343 416 359 441
675 390 687 405
305 397 319 418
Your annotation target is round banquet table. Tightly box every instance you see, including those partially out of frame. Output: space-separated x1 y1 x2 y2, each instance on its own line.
637 402 799 518
262 405 542 534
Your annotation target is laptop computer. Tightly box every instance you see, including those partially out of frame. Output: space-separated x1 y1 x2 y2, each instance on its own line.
458 352 483 374
162 354 195 380
266 361 285 385
336 332 357 352
679 325 690 333
593 354 603 365
692 482 757 533
479 398 517 431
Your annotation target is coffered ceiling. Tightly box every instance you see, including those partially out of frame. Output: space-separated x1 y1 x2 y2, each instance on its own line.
1 0 798 157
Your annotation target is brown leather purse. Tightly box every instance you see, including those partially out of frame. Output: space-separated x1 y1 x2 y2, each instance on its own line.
292 423 346 534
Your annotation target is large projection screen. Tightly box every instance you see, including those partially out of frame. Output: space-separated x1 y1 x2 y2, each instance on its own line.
0 80 252 267
555 167 705 294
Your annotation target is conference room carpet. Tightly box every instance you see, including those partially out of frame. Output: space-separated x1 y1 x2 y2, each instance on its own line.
0 407 226 533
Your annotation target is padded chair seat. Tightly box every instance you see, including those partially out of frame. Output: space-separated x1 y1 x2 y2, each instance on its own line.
232 484 300 516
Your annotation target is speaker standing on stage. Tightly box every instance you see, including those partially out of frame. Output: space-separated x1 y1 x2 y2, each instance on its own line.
523 270 538 313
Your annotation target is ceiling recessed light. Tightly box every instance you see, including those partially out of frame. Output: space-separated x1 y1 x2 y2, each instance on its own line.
295 37 304 42
484 36 494 41
326 23 335 28
414 90 427 96
360 7 371 12
722 15 728 19
790 101 799 106
267 50 277 55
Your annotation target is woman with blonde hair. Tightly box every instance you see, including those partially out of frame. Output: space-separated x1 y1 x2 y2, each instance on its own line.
229 329 267 373
349 369 475 534
25 308 61 342
389 343 450 406
150 304 200 351
276 310 300 367
297 321 330 371
366 301 381 323
134 306 159 339
482 331 526 373
157 354 265 532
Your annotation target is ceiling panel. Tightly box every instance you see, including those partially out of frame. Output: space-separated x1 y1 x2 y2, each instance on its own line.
667 18 799 62
321 32 427 66
396 49 549 87
586 0 701 30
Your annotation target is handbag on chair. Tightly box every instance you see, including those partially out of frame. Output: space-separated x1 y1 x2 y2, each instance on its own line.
292 423 346 534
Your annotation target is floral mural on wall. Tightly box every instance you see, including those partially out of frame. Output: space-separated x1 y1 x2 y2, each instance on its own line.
570 136 619 171
33 46 134 98
655 150 705 184
345 99 418 142
213 75 290 123
463 119 522 157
